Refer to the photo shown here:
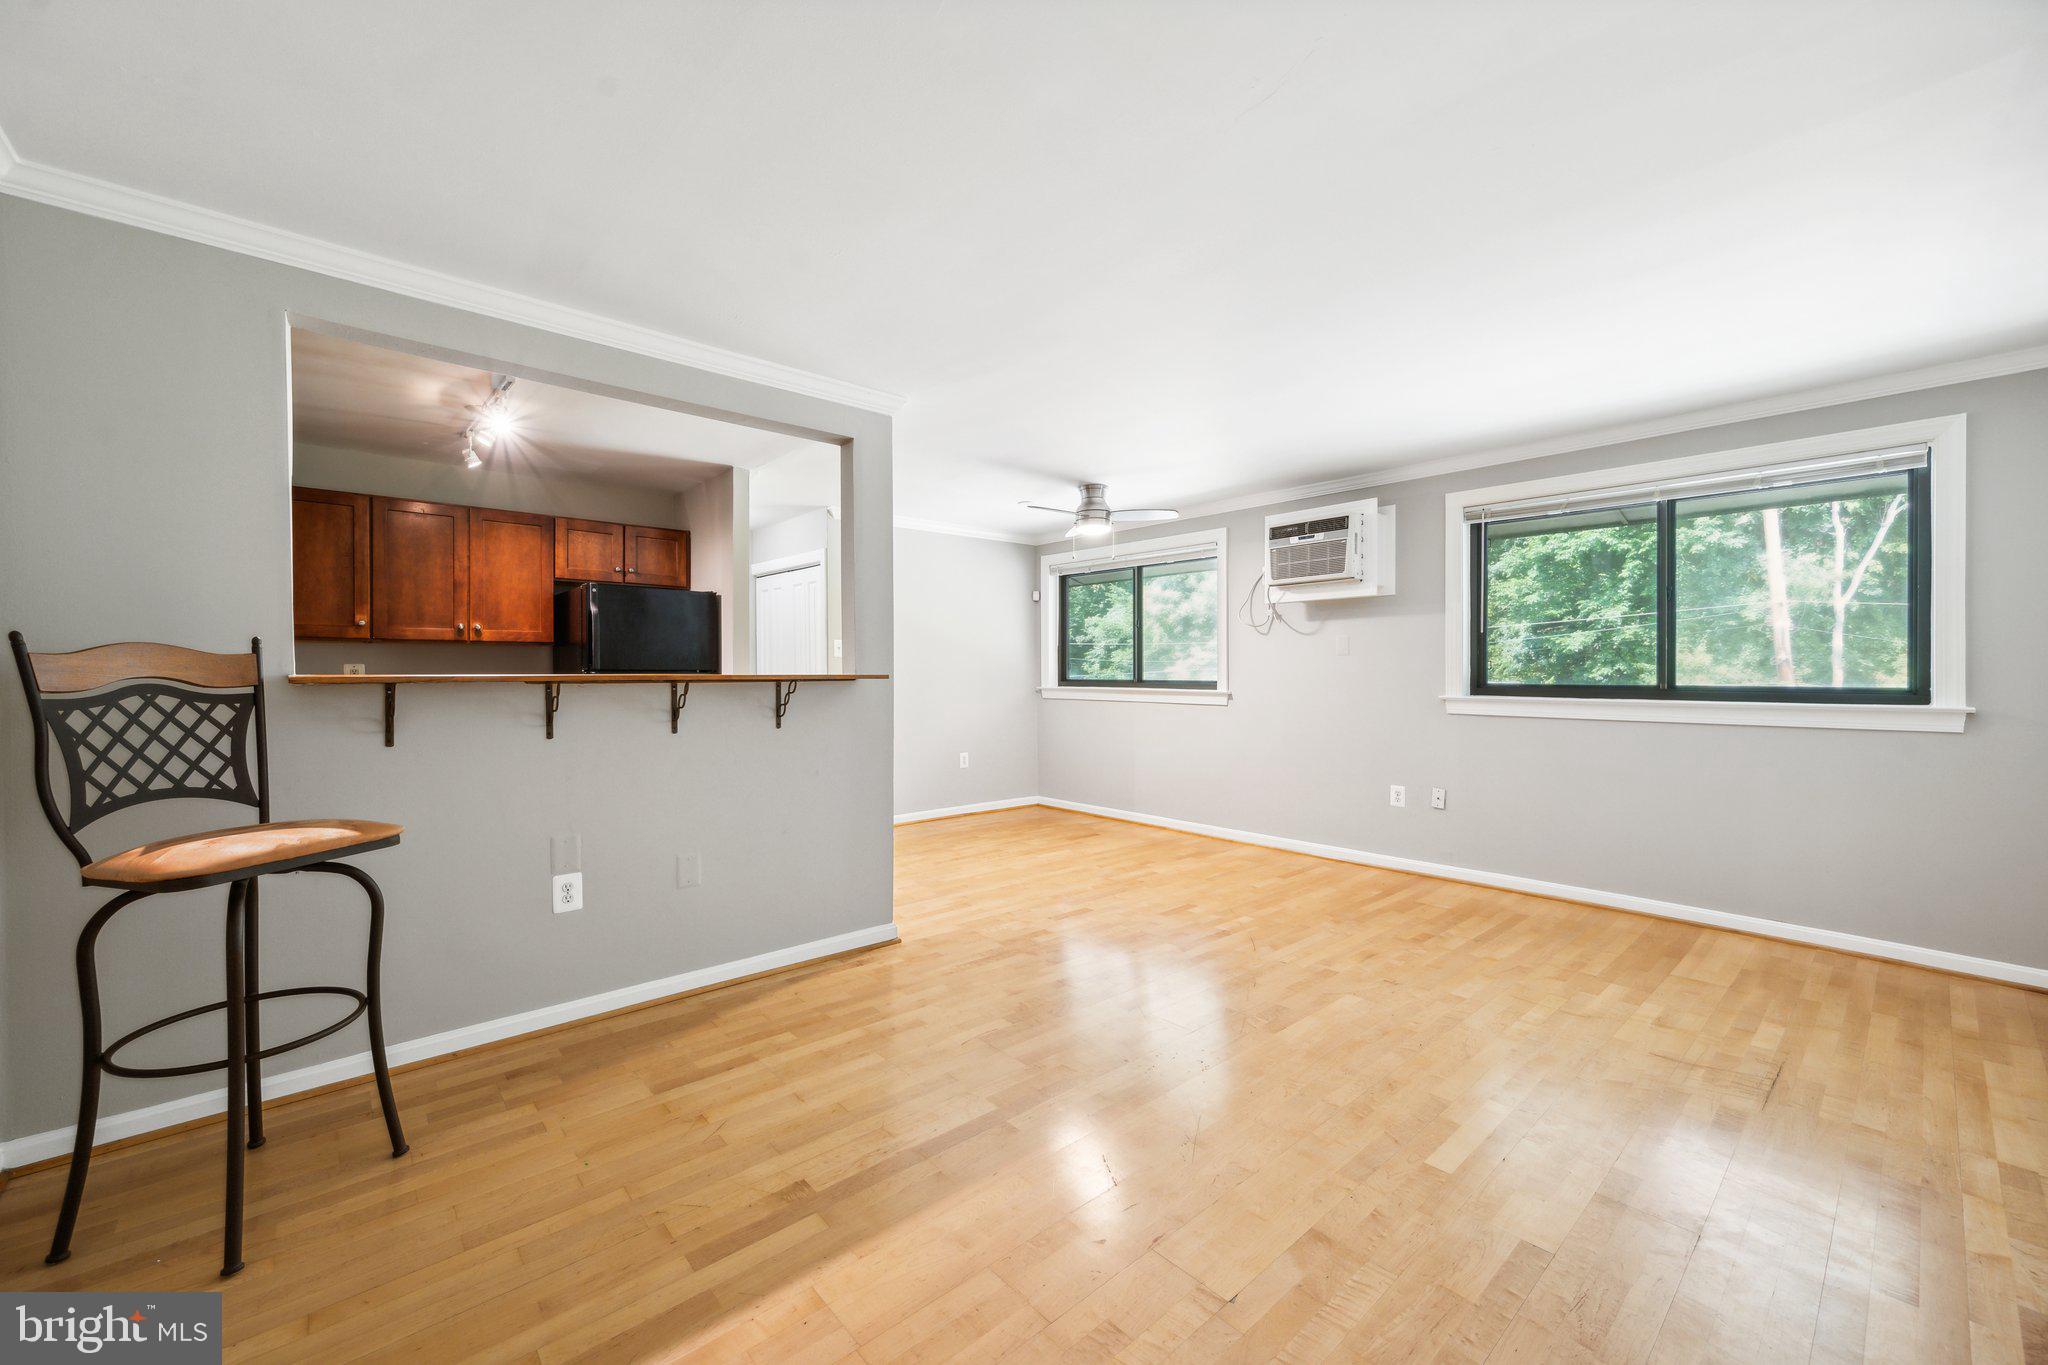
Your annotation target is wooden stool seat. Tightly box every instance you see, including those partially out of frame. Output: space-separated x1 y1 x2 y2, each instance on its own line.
83 819 404 892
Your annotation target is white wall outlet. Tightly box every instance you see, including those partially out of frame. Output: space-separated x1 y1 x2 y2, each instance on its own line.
833 638 843 659
1389 785 1406 808
341 662 367 676
1431 787 1447 810
676 852 702 889
959 752 970 769
552 871 584 913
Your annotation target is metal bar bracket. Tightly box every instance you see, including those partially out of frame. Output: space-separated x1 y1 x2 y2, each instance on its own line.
544 683 561 739
669 682 690 734
383 684 396 748
774 680 798 729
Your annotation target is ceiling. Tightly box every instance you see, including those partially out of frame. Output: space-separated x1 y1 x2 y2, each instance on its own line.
5 2 2046 539
290 329 833 506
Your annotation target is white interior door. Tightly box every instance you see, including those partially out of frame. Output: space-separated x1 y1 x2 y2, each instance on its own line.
752 561 827 673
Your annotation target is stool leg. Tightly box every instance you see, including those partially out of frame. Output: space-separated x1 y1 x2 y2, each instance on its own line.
359 868 409 1158
243 877 265 1150
47 891 139 1265
222 879 249 1278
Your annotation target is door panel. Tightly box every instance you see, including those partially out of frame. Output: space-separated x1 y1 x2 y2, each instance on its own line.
468 507 554 642
372 497 468 640
554 518 625 582
753 562 827 673
292 487 371 638
624 525 688 587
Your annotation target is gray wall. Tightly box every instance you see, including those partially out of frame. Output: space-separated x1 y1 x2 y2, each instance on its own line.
0 195 894 1142
1040 369 2048 971
894 529 1040 816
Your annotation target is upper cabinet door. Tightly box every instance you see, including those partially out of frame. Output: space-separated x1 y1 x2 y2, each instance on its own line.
624 525 689 587
554 518 625 582
292 488 371 638
372 497 469 640
468 507 555 642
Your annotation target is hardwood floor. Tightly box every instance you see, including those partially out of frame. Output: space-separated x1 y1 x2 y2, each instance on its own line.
3 806 2044 1362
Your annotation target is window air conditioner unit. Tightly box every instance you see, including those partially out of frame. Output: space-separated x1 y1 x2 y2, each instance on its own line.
1264 498 1396 602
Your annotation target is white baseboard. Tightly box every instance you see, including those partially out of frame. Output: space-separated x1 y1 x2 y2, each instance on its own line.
0 922 898 1171
894 796 1039 825
1034 797 2048 992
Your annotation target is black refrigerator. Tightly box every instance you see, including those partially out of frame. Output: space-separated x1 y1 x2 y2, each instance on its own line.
552 583 721 673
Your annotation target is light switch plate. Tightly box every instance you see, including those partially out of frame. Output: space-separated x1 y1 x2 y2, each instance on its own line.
552 872 584 913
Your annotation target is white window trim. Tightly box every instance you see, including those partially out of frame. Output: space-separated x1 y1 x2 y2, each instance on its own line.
1441 414 1970 733
1039 527 1230 704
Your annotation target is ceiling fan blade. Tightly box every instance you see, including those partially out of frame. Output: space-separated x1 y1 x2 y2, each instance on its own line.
1021 503 1077 514
1110 509 1179 523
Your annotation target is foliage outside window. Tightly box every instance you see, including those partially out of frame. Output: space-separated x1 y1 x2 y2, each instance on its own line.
1061 556 1219 688
1475 469 1926 701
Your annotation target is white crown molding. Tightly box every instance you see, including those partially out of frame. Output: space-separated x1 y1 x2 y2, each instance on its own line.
893 515 1039 545
1171 343 2048 524
0 122 906 417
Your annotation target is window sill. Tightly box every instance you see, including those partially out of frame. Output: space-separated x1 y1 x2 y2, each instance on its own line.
1442 694 1969 732
1040 687 1231 706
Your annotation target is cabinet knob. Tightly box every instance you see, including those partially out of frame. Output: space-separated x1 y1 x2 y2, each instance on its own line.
614 565 623 573
355 616 366 626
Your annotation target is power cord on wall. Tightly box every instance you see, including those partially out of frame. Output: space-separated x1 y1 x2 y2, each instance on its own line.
1239 571 1311 636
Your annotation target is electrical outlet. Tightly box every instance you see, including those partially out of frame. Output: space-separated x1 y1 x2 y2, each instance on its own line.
959 752 970 769
833 638 843 659
342 662 367 676
676 852 702 889
1431 787 1447 810
1389 785 1406 808
551 871 584 913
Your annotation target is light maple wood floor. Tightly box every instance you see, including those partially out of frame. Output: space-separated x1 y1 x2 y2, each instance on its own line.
2 806 2044 1362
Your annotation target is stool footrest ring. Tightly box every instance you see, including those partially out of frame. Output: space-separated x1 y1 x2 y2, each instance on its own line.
99 986 369 1079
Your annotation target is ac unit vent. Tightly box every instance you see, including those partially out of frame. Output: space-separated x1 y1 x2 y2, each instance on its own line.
1271 539 1348 581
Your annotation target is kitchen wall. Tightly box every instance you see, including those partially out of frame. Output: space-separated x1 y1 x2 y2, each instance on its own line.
0 195 894 1148
685 470 748 672
894 528 1040 818
1038 368 2048 973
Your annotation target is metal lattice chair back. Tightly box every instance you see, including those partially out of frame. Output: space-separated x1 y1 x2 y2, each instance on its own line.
9 634 271 866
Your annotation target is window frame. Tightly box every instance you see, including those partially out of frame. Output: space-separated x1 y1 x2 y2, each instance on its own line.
1057 557 1221 690
1040 528 1230 704
1442 415 1969 732
1469 467 1931 705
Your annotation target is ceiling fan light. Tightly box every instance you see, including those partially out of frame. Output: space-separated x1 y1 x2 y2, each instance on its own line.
1070 518 1113 538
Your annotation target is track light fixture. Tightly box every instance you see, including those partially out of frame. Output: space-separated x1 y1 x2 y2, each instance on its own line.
461 375 517 469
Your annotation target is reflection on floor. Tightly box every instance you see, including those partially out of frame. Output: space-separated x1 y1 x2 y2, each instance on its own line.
3 806 2043 1361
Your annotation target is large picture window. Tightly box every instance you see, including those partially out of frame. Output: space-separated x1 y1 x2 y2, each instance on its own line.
1471 457 1929 704
1059 555 1219 688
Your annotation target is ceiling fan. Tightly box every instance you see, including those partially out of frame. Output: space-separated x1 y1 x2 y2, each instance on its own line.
1023 482 1179 539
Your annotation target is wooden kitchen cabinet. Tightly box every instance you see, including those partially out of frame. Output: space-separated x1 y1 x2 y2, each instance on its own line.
624 525 689 587
371 497 469 640
292 487 371 639
554 518 625 583
467 507 555 641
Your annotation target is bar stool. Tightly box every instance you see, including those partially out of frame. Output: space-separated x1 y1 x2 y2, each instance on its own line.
9 633 409 1278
